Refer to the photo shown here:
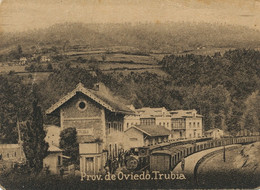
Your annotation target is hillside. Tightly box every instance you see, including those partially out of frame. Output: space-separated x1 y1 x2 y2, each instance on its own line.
0 22 259 54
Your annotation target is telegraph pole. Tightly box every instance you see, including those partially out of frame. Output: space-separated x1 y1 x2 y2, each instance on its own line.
17 117 23 162
223 143 226 162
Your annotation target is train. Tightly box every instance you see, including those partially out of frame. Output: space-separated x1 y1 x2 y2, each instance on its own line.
125 136 260 172
125 137 212 171
150 136 260 172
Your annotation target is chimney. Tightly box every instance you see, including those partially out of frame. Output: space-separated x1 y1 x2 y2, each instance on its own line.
93 83 100 91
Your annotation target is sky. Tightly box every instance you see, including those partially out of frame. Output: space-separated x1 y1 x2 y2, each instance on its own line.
0 0 259 33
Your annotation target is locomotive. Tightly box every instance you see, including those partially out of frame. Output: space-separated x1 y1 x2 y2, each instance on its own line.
125 147 150 171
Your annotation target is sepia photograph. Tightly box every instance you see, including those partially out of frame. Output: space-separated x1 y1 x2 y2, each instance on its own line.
0 0 259 189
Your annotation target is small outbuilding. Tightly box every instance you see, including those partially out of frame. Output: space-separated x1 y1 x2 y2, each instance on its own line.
204 128 224 139
43 145 63 174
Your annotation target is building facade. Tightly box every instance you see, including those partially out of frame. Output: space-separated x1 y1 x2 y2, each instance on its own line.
43 145 63 174
124 107 203 140
46 83 134 175
170 109 203 139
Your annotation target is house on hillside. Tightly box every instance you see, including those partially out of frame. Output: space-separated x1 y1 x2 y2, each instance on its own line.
124 124 171 150
204 128 224 139
19 57 27 65
41 56 51 62
46 82 135 175
0 144 26 170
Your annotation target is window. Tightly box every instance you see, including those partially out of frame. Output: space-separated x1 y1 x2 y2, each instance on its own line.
113 122 118 132
77 100 87 111
127 123 129 128
189 122 191 128
58 156 61 166
119 123 123 132
197 122 200 127
106 122 111 134
115 144 118 157
130 138 138 141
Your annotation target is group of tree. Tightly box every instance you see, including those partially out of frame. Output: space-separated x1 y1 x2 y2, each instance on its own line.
159 49 260 132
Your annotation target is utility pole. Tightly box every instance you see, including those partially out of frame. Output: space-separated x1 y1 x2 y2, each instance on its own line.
17 117 23 162
223 144 226 162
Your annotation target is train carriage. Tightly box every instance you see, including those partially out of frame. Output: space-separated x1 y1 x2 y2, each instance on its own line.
150 150 173 172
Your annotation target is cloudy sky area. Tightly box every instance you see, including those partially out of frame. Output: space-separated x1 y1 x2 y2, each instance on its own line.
0 0 259 32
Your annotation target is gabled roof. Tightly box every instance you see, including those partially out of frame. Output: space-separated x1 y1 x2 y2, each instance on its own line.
170 109 203 118
126 124 171 137
136 107 171 118
205 128 223 133
46 83 135 115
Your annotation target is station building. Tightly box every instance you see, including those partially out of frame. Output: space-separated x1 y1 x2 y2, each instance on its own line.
46 82 134 175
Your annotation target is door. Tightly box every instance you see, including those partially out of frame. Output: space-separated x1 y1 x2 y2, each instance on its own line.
85 157 94 175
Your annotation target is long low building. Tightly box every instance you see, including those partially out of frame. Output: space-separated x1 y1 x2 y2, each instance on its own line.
124 124 171 150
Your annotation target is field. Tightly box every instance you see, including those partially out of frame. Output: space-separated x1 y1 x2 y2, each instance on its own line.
0 64 26 73
0 46 242 81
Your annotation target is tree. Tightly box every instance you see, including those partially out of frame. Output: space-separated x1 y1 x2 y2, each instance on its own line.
22 100 49 173
17 45 23 57
47 63 53 71
101 54 107 63
241 91 260 132
59 127 79 165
